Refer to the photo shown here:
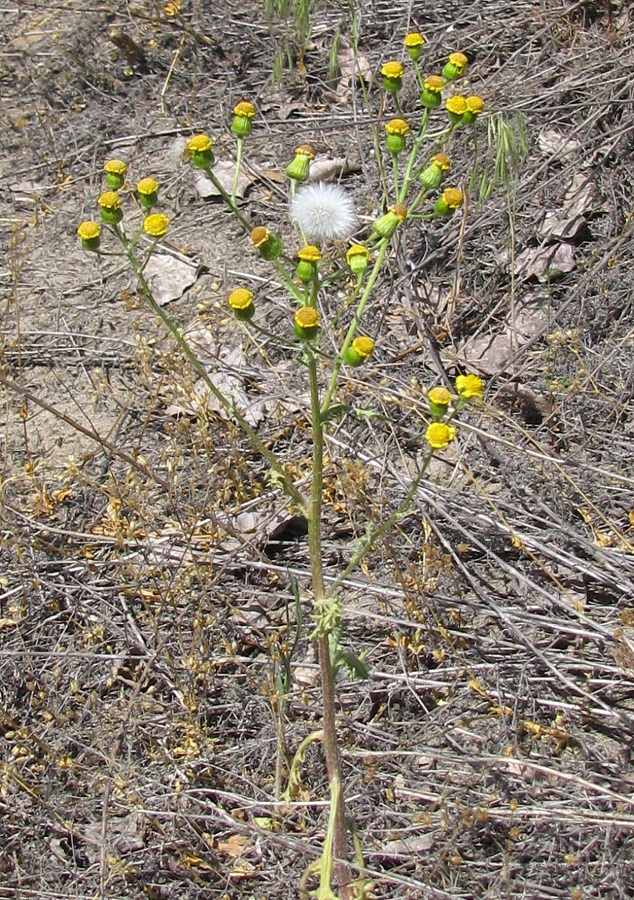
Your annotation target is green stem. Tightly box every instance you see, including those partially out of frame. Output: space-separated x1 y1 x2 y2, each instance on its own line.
306 348 350 896
397 108 429 204
122 238 306 511
203 166 252 234
321 237 391 416
273 258 305 305
232 137 244 205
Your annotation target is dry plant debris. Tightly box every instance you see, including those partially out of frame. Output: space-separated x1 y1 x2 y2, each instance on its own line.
2 0 634 897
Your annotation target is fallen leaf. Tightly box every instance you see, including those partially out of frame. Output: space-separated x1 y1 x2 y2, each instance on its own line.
143 252 199 306
193 161 256 200
217 833 249 859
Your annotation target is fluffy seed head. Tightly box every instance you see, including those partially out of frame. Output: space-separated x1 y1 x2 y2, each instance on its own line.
291 182 357 243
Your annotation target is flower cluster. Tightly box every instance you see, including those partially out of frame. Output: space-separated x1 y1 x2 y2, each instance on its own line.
424 375 484 450
78 160 170 251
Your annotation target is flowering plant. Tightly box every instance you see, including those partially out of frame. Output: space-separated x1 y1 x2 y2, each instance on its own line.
77 35 489 899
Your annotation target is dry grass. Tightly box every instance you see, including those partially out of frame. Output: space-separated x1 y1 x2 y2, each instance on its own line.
2 0 634 897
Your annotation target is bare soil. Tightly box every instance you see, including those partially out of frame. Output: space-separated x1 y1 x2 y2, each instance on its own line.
2 1 634 898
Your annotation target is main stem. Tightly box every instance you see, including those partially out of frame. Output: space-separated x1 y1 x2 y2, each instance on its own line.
307 349 350 897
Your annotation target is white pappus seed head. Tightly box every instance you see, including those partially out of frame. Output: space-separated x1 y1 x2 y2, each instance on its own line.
291 182 357 242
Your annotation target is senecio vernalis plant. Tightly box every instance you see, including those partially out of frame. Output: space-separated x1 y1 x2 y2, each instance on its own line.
77 36 485 900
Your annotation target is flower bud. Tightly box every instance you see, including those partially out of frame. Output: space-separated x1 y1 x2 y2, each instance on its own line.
434 188 463 217
143 213 169 238
294 306 320 341
251 226 283 261
403 32 425 62
285 144 315 183
380 60 404 94
228 288 255 321
344 336 374 366
426 421 456 450
97 190 123 225
136 177 159 210
103 159 127 190
462 95 485 125
385 118 409 155
346 244 370 276
427 385 452 418
295 245 321 283
77 221 101 251
372 203 407 239
446 95 468 124
418 152 451 190
420 74 445 109
442 52 468 81
231 101 256 138
186 134 214 169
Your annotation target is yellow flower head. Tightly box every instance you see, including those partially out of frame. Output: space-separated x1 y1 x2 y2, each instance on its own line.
352 336 374 359
294 306 321 340
431 152 451 171
455 373 484 402
404 32 424 48
466 95 485 114
228 287 255 321
428 386 452 406
404 32 425 60
426 421 456 450
137 177 158 196
228 288 254 311
344 335 374 366
373 203 408 239
424 75 445 93
442 51 468 80
463 95 485 125
231 101 256 137
103 159 127 189
295 143 316 160
434 187 463 217
251 225 282 260
77 221 101 241
381 60 404 93
386 118 410 136
97 190 120 211
385 118 409 155
449 52 468 71
186 133 214 168
104 159 127 176
442 188 463 209
346 244 370 275
234 100 255 118
77 220 101 250
381 60 404 79
296 245 321 263
251 226 270 248
446 95 468 122
421 74 446 109
143 213 169 238
187 134 212 153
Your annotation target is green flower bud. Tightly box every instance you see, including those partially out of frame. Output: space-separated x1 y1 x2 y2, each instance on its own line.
373 203 407 239
294 306 320 341
231 101 256 138
285 144 315 182
77 221 101 251
344 336 374 366
442 52 468 81
97 190 123 225
251 226 283 261
186 134 214 169
420 75 445 109
403 32 425 62
103 159 127 190
228 288 255 321
385 118 409 155
136 177 159 210
381 60 404 94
